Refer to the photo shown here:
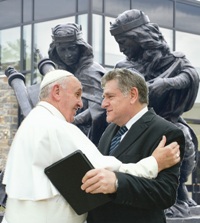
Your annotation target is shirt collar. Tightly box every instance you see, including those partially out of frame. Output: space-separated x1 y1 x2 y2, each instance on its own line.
126 106 148 130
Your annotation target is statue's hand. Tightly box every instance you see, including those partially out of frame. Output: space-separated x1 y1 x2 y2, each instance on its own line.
148 78 171 96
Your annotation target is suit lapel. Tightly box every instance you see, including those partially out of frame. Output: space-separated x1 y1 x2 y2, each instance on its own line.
112 109 155 158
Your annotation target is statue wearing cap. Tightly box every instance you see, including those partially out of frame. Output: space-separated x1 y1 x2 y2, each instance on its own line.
110 9 199 218
48 23 107 146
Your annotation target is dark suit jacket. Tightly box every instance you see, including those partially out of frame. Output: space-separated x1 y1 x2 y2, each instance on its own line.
87 108 185 223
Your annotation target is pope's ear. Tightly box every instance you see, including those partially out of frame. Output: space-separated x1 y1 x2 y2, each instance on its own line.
52 84 61 100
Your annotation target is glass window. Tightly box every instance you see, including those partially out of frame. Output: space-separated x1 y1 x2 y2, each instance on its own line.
131 0 173 28
0 0 21 29
93 0 103 12
22 25 32 86
176 3 200 35
176 31 200 70
104 17 124 67
160 27 173 51
105 0 130 15
23 0 33 23
78 14 88 42
0 27 20 75
78 0 89 12
34 0 76 20
176 31 200 103
92 14 103 64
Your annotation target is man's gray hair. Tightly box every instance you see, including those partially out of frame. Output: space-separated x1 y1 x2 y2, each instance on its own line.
101 68 148 104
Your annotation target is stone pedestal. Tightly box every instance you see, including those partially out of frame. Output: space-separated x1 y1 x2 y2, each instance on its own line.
167 206 200 223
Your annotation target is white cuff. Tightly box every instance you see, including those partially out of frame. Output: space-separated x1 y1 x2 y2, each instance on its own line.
119 156 158 179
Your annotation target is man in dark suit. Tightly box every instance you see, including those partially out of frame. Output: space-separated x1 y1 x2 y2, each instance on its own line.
81 68 185 223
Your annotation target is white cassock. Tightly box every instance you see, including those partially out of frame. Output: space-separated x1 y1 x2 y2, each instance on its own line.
2 101 157 223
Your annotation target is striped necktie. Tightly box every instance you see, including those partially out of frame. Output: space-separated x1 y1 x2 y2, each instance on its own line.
109 126 128 155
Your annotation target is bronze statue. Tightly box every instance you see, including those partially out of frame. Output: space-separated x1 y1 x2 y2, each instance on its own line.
110 9 199 218
5 23 107 146
48 23 107 145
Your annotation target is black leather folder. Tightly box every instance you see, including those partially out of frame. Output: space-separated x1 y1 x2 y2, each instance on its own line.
44 150 112 215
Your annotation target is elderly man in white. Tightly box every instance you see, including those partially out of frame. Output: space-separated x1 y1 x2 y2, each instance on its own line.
2 70 180 223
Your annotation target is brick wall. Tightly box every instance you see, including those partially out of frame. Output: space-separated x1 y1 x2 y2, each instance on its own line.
0 75 18 170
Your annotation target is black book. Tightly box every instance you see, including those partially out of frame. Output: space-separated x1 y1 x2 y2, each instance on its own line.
44 150 112 215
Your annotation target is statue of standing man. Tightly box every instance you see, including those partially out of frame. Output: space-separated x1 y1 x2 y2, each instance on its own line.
109 9 199 218
48 23 107 146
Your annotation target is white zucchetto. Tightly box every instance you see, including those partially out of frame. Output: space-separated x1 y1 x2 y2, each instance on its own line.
40 69 73 90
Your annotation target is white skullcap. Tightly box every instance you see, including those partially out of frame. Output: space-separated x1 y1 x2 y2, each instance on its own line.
40 69 73 90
